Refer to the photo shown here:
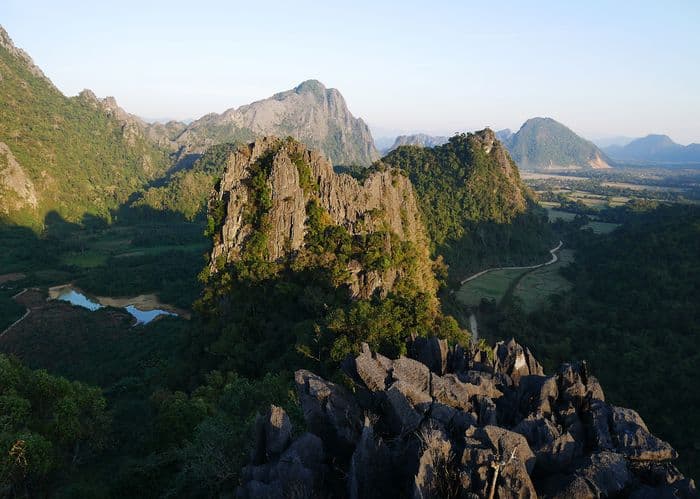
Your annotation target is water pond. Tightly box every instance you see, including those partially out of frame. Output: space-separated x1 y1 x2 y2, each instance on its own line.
49 285 180 325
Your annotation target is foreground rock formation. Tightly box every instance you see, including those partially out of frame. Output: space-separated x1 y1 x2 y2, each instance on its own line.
209 137 436 299
237 338 696 498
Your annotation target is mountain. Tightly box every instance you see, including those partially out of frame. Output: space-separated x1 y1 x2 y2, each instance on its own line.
495 128 513 143
176 80 379 167
504 117 612 170
382 129 554 280
604 134 700 165
130 80 385 220
593 135 636 148
386 133 449 153
0 26 171 226
207 136 436 300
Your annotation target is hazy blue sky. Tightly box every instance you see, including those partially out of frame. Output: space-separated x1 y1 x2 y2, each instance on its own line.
3 0 699 143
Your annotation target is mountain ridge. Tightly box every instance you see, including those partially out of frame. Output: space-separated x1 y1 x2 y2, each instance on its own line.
604 134 700 165
0 25 172 226
174 79 379 167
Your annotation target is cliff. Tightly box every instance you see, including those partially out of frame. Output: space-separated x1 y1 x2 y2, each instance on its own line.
177 80 379 166
237 338 696 498
208 137 435 299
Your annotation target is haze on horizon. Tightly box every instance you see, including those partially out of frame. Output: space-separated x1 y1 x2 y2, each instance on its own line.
3 0 699 144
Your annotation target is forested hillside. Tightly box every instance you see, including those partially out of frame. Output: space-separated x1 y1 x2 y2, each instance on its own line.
0 27 171 227
382 129 555 281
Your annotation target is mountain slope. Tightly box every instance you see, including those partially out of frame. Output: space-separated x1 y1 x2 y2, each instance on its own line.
382 130 554 280
0 26 171 226
176 80 379 166
505 117 611 170
604 134 700 164
386 133 449 153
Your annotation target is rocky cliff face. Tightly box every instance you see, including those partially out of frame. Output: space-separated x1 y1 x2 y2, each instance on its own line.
209 137 435 299
177 80 379 166
237 338 696 498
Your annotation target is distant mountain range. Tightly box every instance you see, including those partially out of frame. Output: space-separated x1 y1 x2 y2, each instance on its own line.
384 118 612 171
384 133 449 153
603 135 700 165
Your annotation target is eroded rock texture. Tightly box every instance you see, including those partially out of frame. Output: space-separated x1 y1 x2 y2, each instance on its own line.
209 137 436 299
237 338 697 498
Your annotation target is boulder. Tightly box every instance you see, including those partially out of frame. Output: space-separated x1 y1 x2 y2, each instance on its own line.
409 336 448 375
235 340 693 498
516 374 558 418
295 369 362 453
495 458 538 499
392 356 431 393
611 406 677 461
413 428 454 498
251 405 292 463
355 343 392 392
546 452 631 498
476 396 498 427
458 370 504 400
349 421 394 499
386 382 425 433
583 398 614 451
476 425 536 475
430 374 472 411
493 338 544 384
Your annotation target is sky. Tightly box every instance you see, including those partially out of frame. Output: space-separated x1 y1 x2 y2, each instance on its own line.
3 0 699 144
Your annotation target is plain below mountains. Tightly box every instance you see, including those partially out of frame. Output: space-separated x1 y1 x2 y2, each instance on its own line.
603 134 700 165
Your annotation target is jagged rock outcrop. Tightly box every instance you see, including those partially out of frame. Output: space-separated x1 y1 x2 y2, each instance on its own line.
238 338 697 498
0 141 37 214
209 137 436 299
177 80 379 166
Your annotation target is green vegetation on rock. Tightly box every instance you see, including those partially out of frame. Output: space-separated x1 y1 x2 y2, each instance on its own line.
382 130 555 281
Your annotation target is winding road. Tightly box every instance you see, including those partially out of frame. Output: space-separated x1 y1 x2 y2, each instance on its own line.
461 240 564 342
460 241 563 285
0 288 30 338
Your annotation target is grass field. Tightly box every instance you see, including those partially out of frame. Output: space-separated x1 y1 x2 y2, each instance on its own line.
456 268 528 308
546 209 577 222
586 221 619 234
512 249 575 312
545 208 620 234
